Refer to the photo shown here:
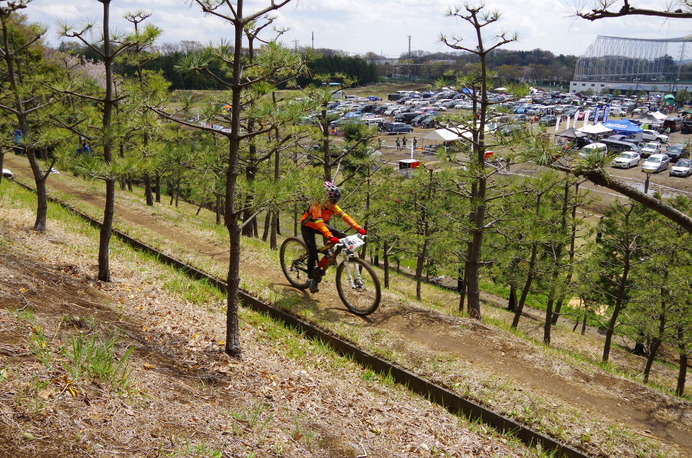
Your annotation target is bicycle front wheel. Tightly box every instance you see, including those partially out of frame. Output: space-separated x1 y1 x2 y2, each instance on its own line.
280 237 310 289
335 258 381 315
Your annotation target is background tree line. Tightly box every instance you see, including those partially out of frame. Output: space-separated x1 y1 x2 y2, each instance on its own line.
59 40 378 90
375 48 578 86
60 35 585 90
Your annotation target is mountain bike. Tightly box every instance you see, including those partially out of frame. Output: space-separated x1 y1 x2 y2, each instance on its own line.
280 233 381 315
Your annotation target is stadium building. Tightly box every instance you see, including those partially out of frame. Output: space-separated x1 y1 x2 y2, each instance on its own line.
570 35 692 94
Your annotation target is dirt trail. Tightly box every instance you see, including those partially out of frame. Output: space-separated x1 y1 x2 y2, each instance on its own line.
5 153 691 455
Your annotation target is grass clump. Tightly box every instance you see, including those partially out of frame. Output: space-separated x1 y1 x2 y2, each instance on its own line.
61 332 133 390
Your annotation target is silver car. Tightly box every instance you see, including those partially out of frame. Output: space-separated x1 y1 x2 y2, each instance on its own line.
641 154 670 173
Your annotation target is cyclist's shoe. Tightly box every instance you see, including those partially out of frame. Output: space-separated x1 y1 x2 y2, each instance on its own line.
307 279 319 293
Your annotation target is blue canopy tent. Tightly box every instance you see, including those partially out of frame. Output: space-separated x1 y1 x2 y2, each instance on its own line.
601 119 642 134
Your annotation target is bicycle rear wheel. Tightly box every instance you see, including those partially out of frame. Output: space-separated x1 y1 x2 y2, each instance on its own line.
280 237 310 289
335 258 381 315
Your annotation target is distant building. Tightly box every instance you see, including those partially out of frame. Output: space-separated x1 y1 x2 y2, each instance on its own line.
570 35 692 94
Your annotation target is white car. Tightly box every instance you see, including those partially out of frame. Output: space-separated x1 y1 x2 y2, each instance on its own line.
611 151 640 169
579 142 608 160
2 168 13 179
640 141 661 158
669 158 692 178
641 129 668 144
454 102 473 110
641 154 670 173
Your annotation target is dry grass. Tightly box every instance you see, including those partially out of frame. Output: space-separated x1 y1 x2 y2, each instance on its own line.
0 183 530 457
1 155 690 457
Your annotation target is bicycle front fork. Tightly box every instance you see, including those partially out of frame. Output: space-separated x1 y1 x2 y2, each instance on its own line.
343 259 361 289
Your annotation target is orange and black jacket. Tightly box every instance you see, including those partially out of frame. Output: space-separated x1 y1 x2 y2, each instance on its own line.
300 200 361 239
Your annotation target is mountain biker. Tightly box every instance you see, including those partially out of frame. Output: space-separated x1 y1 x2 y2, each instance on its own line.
300 181 366 293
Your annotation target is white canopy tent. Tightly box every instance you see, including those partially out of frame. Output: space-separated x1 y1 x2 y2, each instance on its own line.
577 123 613 135
424 127 468 142
423 127 473 153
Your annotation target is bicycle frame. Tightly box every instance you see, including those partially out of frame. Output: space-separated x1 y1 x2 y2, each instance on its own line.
317 234 364 275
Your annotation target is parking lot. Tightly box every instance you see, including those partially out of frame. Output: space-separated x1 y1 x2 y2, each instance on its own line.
330 89 692 201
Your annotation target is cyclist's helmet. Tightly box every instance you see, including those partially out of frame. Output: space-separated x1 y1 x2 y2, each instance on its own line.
324 181 341 203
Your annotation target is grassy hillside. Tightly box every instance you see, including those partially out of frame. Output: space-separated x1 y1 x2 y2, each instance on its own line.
1 157 690 456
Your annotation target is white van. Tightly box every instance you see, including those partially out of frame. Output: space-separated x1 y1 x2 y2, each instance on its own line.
579 142 608 159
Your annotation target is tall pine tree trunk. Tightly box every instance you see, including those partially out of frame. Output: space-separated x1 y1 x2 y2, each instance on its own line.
98 0 115 282
511 243 537 329
676 325 687 396
155 173 161 202
383 241 390 289
603 257 630 362
1 14 49 232
98 180 115 281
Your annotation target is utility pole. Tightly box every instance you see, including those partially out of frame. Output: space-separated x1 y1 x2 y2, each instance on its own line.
312 31 314 49
408 35 412 58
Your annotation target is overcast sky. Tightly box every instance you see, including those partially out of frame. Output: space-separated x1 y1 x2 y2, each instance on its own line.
21 0 691 58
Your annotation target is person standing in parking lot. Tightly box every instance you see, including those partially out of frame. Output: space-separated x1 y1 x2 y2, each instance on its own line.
402 136 407 149
395 137 401 151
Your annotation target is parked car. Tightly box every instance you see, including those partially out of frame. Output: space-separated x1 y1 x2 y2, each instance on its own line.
640 141 662 158
669 158 692 177
419 116 437 129
641 129 668 144
385 122 413 134
665 143 691 162
2 168 13 179
588 111 606 122
498 124 523 137
641 154 670 173
682 120 692 134
454 102 473 110
606 134 639 146
409 114 427 126
579 142 608 160
538 115 557 126
394 112 420 123
383 106 399 116
379 122 393 132
608 107 627 117
611 151 641 169
662 117 682 133
364 117 385 128
602 139 641 154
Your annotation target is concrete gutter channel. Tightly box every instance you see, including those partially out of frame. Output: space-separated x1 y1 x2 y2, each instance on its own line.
11 178 587 458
